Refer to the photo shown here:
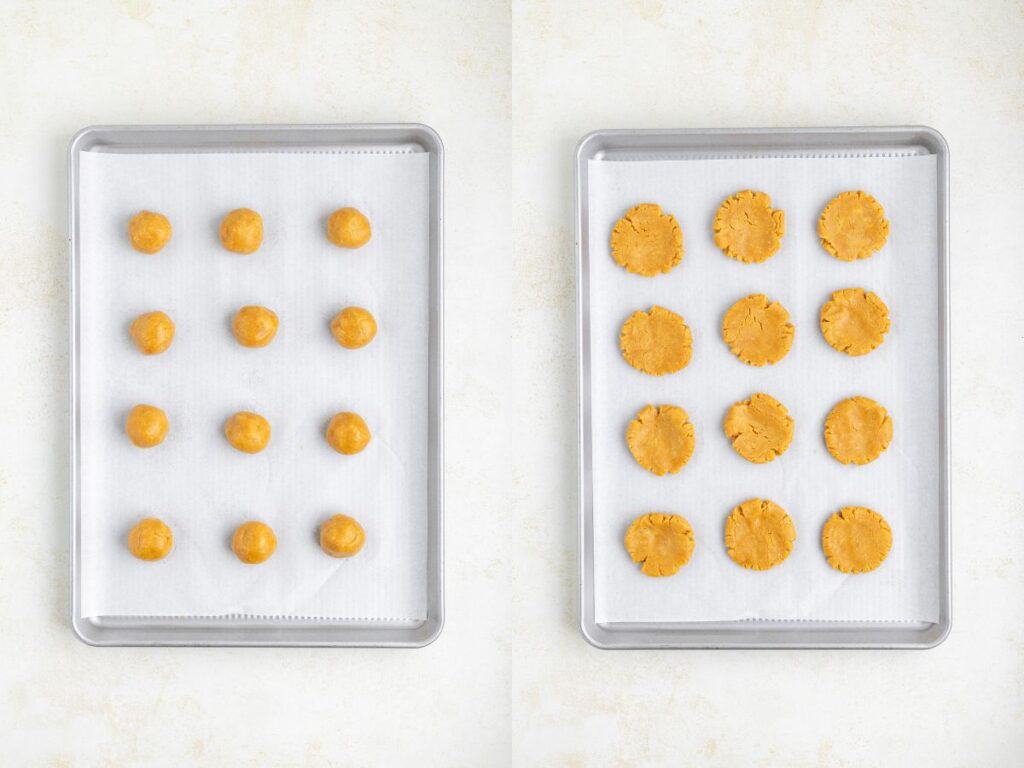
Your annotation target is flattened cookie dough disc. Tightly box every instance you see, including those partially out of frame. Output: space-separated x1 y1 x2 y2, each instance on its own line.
610 203 683 276
724 498 796 571
619 305 692 375
822 506 892 574
624 513 695 577
723 393 794 463
626 404 695 476
820 288 890 356
713 190 785 264
824 396 893 465
721 294 794 366
818 191 889 261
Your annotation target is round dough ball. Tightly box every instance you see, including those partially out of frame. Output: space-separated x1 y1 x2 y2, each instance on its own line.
331 307 377 349
130 311 175 355
327 207 372 248
721 294 794 366
724 393 794 463
125 404 169 448
127 517 173 561
326 412 371 455
820 288 890 356
610 203 683 276
319 514 366 558
725 498 796 571
224 411 271 454
824 396 893 465
822 506 893 574
713 190 785 264
626 404 695 476
619 305 692 376
219 208 263 254
232 305 279 348
231 521 277 564
623 512 695 577
818 191 889 261
128 211 172 254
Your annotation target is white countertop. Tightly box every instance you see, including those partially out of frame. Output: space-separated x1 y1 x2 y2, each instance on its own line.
1 1 1022 764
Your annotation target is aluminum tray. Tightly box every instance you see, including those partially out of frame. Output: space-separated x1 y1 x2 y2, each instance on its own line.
69 124 443 647
576 127 950 649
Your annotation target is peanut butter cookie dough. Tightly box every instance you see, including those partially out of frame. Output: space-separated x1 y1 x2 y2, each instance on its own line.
725 498 796 571
320 514 366 558
130 311 175 355
626 404 695 476
822 506 892 574
721 294 794 366
331 307 377 349
610 203 683 276
723 393 794 463
232 305 279 348
824 396 893 465
224 411 271 454
219 208 263 254
619 305 692 375
713 190 785 264
820 288 890 356
231 521 277 564
818 191 889 261
127 517 173 561
128 211 172 254
326 412 371 455
624 513 695 577
327 207 372 248
125 404 168 448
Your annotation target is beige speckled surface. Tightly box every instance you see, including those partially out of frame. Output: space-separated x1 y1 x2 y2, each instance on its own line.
1 0 1022 764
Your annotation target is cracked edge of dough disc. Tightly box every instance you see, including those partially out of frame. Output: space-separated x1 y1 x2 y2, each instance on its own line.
625 404 696 476
619 305 693 375
823 396 894 465
712 190 785 264
609 203 684 276
819 288 891 356
723 393 794 463
724 498 796 571
822 506 893 574
623 512 695 577
818 190 890 261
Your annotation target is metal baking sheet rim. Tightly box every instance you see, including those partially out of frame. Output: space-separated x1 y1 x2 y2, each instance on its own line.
68 124 444 647
575 126 951 649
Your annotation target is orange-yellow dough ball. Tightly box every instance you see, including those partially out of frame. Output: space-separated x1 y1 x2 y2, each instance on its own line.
129 311 175 355
231 521 277 564
327 207 372 248
224 411 271 454
232 305 279 348
331 307 377 349
127 517 173 561
128 211 172 254
125 404 169 448
319 514 366 558
326 412 371 455
219 208 263 254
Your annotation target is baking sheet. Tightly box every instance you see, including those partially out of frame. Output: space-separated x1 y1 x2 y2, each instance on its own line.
587 152 940 624
78 149 430 620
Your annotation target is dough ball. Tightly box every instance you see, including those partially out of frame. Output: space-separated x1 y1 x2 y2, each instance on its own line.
721 293 794 366
619 305 692 376
723 393 794 463
319 514 366 558
713 190 785 264
820 288 890 356
326 412 371 455
610 203 683 276
331 307 377 349
125 404 169 448
128 211 172 254
219 208 263 254
623 512 695 577
824 396 893 465
127 517 173 561
818 191 889 261
231 521 277 564
232 305 279 348
224 411 271 454
130 311 175 355
822 506 893 574
327 207 372 249
725 498 795 571
626 404 695 476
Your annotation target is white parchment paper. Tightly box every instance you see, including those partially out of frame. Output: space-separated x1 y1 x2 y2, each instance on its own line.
588 153 940 623
78 150 430 620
